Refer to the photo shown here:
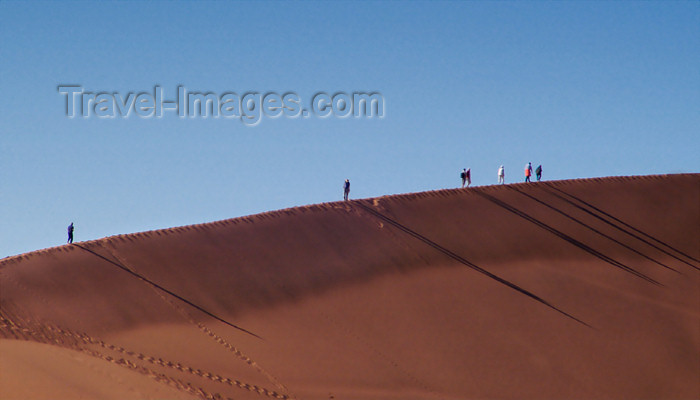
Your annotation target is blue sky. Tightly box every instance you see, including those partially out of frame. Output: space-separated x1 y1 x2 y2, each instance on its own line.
1 1 698 257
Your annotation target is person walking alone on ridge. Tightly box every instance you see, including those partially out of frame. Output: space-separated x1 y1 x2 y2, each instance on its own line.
67 222 74 244
536 164 542 181
525 162 533 183
498 165 505 184
461 168 471 188
343 179 350 201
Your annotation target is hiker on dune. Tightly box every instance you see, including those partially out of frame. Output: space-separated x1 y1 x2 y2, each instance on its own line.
461 168 471 188
343 179 350 201
498 165 505 184
525 162 533 183
67 222 74 244
536 164 542 181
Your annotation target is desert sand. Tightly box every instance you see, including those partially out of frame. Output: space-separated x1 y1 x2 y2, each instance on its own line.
1 174 698 400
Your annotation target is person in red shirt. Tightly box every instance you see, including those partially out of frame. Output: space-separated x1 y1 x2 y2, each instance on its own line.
525 162 533 183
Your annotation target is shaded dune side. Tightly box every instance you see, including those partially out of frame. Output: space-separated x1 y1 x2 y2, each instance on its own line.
1 174 699 400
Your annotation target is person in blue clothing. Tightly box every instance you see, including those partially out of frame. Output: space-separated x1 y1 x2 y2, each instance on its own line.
343 179 350 201
67 222 74 244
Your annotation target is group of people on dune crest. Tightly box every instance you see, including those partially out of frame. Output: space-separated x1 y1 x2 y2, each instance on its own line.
340 162 543 205
462 163 542 188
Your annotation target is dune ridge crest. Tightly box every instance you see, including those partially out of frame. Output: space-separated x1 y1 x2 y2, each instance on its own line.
1 173 693 265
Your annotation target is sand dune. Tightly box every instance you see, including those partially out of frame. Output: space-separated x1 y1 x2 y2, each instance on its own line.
1 174 698 400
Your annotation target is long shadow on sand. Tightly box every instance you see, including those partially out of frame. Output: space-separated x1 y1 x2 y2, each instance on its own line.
354 201 591 328
73 243 262 340
506 185 680 274
542 184 700 271
472 189 661 286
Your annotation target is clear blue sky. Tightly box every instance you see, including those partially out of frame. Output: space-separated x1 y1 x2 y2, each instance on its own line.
1 1 698 257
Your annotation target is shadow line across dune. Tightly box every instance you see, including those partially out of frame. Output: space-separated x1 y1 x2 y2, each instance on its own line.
543 184 700 271
506 185 680 274
72 243 263 340
471 189 661 286
353 201 591 328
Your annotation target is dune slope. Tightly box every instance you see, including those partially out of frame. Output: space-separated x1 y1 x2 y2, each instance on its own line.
1 174 699 400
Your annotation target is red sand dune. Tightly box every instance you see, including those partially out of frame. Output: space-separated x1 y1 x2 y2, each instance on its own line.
1 174 699 400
